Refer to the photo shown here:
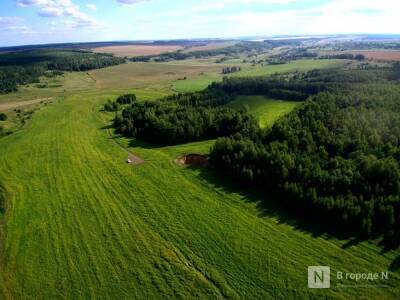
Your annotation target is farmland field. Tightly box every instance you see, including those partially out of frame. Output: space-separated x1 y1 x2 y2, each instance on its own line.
89 62 221 91
0 57 399 299
351 50 400 61
92 45 184 57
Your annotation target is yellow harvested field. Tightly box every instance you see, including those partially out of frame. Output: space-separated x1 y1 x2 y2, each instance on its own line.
92 45 184 57
0 97 52 111
351 50 400 61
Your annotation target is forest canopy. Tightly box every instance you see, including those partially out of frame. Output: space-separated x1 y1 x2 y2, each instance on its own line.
114 90 261 145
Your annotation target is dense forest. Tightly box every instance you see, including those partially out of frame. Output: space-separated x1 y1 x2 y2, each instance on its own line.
0 49 124 93
210 66 400 247
114 91 260 145
114 64 400 247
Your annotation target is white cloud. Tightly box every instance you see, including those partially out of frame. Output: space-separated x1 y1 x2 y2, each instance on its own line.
164 0 400 37
86 3 97 11
15 0 101 29
38 6 63 17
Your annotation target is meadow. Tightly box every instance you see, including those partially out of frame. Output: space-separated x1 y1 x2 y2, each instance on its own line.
226 95 300 128
89 62 221 91
0 58 399 299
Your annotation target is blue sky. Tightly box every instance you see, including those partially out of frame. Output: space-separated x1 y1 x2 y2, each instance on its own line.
0 0 399 46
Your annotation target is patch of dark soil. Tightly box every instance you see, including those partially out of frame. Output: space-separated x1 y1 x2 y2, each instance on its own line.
176 154 208 167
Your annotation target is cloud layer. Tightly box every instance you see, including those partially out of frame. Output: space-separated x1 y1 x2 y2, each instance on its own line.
16 0 101 28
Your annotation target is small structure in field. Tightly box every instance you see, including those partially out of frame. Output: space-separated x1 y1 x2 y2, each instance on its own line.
126 153 144 166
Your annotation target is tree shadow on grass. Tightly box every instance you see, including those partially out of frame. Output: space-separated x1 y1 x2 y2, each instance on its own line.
389 255 400 272
99 123 165 150
341 238 363 249
128 138 166 150
190 164 363 243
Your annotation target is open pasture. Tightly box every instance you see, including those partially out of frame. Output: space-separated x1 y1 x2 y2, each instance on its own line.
0 71 95 104
89 62 221 91
227 95 300 128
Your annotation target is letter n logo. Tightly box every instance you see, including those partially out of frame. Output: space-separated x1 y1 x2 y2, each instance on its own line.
308 266 330 288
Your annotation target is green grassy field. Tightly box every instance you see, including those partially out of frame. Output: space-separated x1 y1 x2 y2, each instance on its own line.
0 59 399 299
0 72 94 104
227 95 301 128
173 59 346 93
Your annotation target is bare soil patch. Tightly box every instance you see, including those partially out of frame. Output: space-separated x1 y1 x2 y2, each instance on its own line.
127 153 144 166
176 154 208 167
92 45 184 57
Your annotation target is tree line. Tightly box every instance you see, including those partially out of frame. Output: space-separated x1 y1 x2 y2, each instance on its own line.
104 94 137 112
222 66 241 74
0 49 125 94
319 53 365 60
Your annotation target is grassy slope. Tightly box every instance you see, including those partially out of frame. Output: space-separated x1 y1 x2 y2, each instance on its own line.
0 72 95 104
227 95 301 128
0 60 398 299
173 59 345 93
